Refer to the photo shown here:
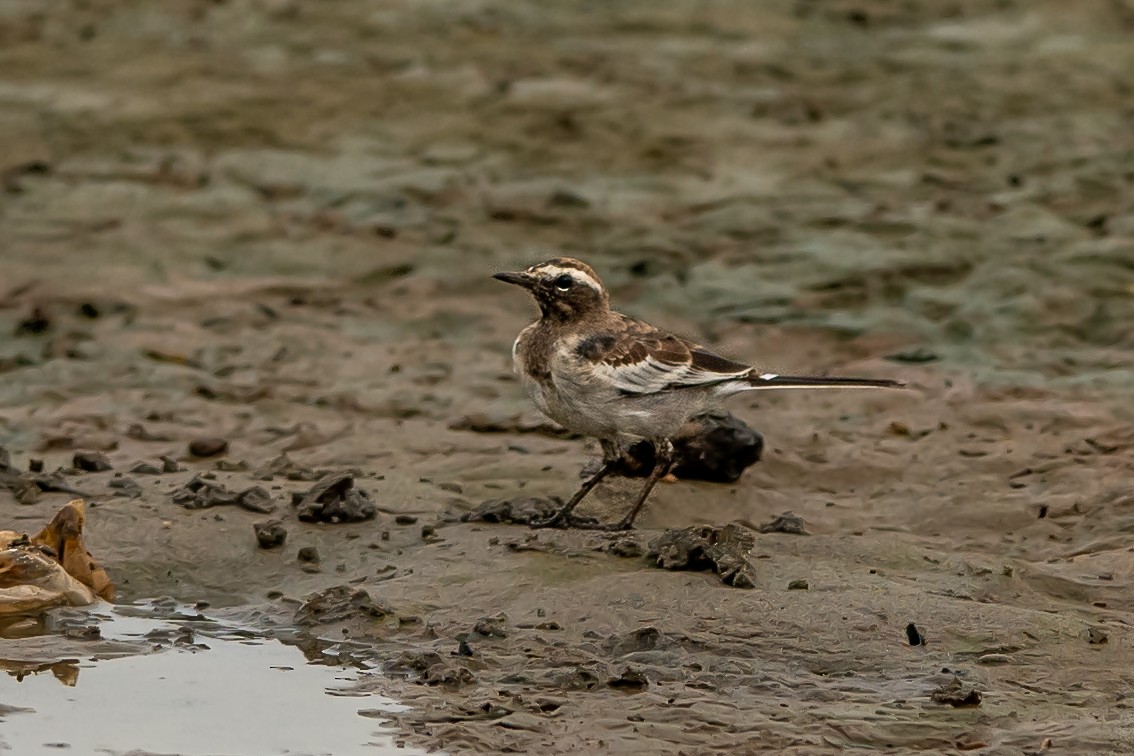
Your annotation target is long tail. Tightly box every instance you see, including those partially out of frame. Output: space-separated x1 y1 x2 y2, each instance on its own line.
744 371 906 391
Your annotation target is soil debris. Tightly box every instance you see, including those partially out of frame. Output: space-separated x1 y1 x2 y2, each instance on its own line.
757 511 810 535
647 522 758 588
386 650 475 687
253 453 319 482
171 475 276 513
291 473 375 523
930 676 983 708
253 520 287 549
72 451 112 472
1087 626 1109 645
605 536 645 558
108 476 142 498
294 585 391 626
607 667 649 691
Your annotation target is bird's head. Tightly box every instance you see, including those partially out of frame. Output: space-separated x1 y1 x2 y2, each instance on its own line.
493 257 609 321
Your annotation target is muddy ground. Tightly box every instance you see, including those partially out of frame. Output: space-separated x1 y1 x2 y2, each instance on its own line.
3 0 1134 753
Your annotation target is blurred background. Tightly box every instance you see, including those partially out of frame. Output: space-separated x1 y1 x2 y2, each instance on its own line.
3 0 1133 394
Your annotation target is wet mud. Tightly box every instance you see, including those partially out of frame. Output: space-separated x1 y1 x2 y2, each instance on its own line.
2 0 1134 753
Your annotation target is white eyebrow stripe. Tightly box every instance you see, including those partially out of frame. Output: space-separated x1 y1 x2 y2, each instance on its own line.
538 266 601 290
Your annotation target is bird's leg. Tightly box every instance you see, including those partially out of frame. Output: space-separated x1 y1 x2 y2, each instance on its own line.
530 439 619 529
608 438 674 531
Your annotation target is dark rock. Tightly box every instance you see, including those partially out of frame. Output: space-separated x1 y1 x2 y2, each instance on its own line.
297 546 320 563
787 578 809 590
456 639 474 656
930 677 982 707
757 511 809 535
188 436 228 458
394 514 418 525
294 585 391 626
292 473 376 523
648 522 758 588
28 458 43 473
171 475 276 513
615 411 762 483
906 623 926 646
14 307 50 336
72 451 113 472
253 520 287 549
160 455 182 473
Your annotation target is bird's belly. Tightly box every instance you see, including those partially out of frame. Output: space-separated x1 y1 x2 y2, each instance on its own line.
520 373 618 439
604 392 708 440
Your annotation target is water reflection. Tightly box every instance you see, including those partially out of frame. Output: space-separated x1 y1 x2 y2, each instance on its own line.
0 602 427 756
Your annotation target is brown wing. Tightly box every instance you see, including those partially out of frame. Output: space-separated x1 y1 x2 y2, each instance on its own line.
578 315 752 395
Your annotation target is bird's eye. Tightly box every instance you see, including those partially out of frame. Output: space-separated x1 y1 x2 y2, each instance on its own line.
554 274 573 292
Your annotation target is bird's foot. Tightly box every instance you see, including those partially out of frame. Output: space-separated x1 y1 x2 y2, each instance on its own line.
528 510 600 530
528 514 635 532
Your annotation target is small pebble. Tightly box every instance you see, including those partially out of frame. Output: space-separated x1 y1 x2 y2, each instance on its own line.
787 578 809 590
253 520 287 549
297 546 320 563
189 436 228 458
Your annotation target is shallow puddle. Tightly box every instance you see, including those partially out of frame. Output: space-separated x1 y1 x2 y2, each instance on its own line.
0 603 426 756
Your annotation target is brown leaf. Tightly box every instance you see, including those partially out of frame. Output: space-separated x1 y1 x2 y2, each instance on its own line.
31 499 115 601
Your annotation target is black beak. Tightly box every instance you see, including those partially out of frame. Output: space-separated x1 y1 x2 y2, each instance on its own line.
492 271 536 289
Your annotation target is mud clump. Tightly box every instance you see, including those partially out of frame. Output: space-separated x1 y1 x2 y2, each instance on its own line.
294 585 391 626
292 473 375 523
171 475 276 513
615 411 763 483
930 677 983 708
72 451 112 472
648 522 758 588
253 453 319 482
386 650 475 687
757 511 809 535
253 520 287 549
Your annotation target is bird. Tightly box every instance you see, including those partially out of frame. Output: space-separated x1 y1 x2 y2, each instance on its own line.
493 257 905 531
